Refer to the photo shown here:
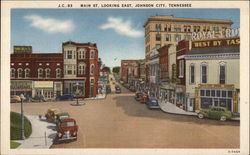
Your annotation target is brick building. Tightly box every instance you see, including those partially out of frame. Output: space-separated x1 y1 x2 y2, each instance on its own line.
10 41 100 100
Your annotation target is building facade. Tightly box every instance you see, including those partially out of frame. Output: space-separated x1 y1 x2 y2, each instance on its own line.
143 15 233 84
149 48 160 97
185 37 240 113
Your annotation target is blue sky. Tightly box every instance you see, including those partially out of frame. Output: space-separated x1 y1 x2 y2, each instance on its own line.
11 9 240 67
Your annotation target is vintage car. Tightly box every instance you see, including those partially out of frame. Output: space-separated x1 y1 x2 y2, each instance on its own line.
11 95 21 103
197 106 233 121
140 93 149 103
55 112 70 128
56 118 78 141
134 92 142 101
55 94 74 101
45 108 61 122
146 98 160 109
115 87 121 94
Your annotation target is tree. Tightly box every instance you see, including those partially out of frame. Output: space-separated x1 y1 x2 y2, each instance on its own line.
112 66 120 74
102 66 111 73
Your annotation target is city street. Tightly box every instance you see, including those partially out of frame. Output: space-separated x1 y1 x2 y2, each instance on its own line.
10 81 239 148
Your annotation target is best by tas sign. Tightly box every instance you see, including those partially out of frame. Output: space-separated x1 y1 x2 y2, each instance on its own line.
192 28 240 41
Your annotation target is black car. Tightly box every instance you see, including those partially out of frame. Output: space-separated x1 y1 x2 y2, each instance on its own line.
135 92 142 101
115 87 121 94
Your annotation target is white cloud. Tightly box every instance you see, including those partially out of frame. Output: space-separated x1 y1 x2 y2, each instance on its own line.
24 14 74 33
100 17 143 38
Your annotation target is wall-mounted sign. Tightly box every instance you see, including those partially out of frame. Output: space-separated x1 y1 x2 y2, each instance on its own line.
192 28 240 41
11 80 32 90
192 37 240 48
14 46 32 54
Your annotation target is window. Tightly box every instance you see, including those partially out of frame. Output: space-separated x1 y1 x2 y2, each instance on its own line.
190 64 195 84
67 65 73 75
56 68 61 78
203 26 210 32
219 64 226 84
179 60 184 77
174 25 181 32
184 25 191 32
45 68 51 78
78 63 86 75
17 68 23 78
38 68 43 78
90 64 95 75
166 34 171 41
155 44 161 49
184 35 191 40
90 50 95 59
155 24 161 31
11 68 15 78
213 26 219 32
156 34 161 41
78 49 86 59
193 26 200 32
24 68 30 78
67 50 73 59
175 34 181 41
201 64 207 83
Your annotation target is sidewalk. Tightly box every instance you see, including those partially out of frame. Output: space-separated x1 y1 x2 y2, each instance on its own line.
159 101 197 116
14 115 57 149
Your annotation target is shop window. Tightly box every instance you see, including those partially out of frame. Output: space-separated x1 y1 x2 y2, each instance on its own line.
45 68 51 78
190 64 195 84
166 34 171 41
228 91 232 97
206 90 210 96
24 68 30 78
201 64 207 83
156 34 161 41
56 68 61 78
216 90 221 97
200 90 205 96
38 68 43 78
17 68 23 78
11 68 15 78
90 50 95 59
222 90 227 97
211 90 215 97
219 64 226 84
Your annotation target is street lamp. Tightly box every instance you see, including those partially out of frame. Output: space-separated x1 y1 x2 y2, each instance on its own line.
20 94 25 140
75 82 79 105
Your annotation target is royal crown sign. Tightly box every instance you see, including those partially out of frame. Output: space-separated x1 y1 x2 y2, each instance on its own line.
14 46 32 54
192 37 240 48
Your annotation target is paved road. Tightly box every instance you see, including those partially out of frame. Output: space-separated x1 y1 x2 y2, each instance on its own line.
11 80 239 148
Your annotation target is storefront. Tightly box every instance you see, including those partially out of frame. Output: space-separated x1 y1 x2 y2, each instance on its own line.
33 81 54 100
195 84 239 113
10 80 32 98
64 80 86 97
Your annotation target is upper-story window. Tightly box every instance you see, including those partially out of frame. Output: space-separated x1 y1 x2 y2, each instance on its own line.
24 68 30 78
164 24 171 32
219 62 226 84
174 25 181 32
90 50 95 59
166 34 171 41
193 26 200 32
38 68 43 78
155 24 161 31
156 34 161 41
213 26 219 32
90 64 95 75
17 68 23 78
175 34 181 41
11 68 15 78
203 26 210 32
190 64 195 84
179 60 184 78
184 25 191 32
155 44 161 50
56 68 61 78
78 49 86 59
45 68 51 78
78 63 86 75
184 35 191 40
67 50 73 59
201 63 208 84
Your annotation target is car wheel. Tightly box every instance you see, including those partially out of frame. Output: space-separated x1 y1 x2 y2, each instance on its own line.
220 116 227 121
198 113 204 119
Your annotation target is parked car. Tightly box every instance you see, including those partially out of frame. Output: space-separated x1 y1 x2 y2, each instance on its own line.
146 98 160 109
135 92 142 101
55 112 70 129
45 108 61 122
31 95 46 102
129 86 136 92
115 87 121 94
56 118 78 141
56 94 74 101
140 93 149 103
106 87 111 94
11 95 21 103
197 106 233 121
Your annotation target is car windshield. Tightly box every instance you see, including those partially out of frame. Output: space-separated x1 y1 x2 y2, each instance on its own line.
61 121 75 127
59 115 69 119
151 100 157 103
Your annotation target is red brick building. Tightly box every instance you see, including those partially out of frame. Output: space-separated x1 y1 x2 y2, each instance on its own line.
10 41 100 100
158 45 171 82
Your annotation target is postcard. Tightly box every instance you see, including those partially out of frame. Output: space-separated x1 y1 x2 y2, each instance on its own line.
1 1 249 155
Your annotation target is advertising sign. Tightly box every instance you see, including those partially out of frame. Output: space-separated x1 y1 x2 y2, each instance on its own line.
13 46 32 54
